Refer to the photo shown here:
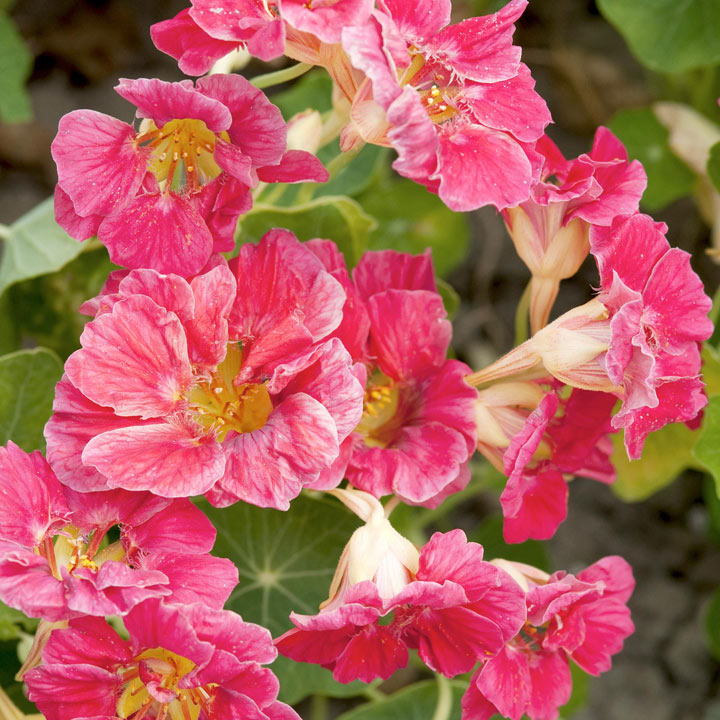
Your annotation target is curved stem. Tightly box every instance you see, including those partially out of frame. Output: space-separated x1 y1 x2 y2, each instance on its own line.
514 280 532 347
296 143 365 204
430 674 453 720
250 62 313 89
0 224 11 242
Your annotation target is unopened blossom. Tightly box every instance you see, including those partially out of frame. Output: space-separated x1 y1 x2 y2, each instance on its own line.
152 0 373 73
475 383 616 543
277 499 526 683
504 128 646 332
52 74 327 276
468 212 713 458
25 598 298 720
340 0 551 211
0 442 237 623
45 232 364 509
463 556 634 720
306 242 477 507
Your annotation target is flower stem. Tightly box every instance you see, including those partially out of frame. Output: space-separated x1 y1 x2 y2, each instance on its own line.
430 674 453 720
514 280 532 346
310 694 328 720
295 144 365 204
250 62 313 89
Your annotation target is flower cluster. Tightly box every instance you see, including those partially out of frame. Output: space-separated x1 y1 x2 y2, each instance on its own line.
2 0 714 717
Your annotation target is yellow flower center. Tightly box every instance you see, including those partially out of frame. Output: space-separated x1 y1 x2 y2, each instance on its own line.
136 118 225 191
188 344 273 442
400 53 459 124
118 648 213 720
355 371 401 448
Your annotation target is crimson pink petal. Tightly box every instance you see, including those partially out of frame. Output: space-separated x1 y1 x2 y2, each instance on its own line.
124 498 216 555
25 664 120 720
333 623 408 682
434 122 534 211
461 671 500 720
411 605 505 676
462 63 551 142
578 555 635 603
43 617 131 669
0 442 69 547
500 470 569 543
115 77 231 131
474 646 530 720
98 192 214 275
197 73 286 168
45 376 152 492
82 420 225 497
280 0 373 43
568 599 634 675
368 289 450 379
54 185 101 240
52 110 144 219
424 0 526 83
255 150 329 184
65 295 192 419
527 651 572 720
150 8 239 76
353 248 436 298
379 0 450 37
144 552 238 609
0 545 68 622
185 263 237 369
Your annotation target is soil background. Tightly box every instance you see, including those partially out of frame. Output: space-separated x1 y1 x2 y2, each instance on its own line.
1 1 719 718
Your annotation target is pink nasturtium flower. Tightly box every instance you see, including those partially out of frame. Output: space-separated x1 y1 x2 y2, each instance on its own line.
45 231 364 509
276 490 526 682
52 74 327 276
0 442 237 622
151 0 373 73
468 211 713 459
463 557 635 720
25 598 299 720
504 127 646 333
340 0 551 211
475 383 616 543
306 242 477 507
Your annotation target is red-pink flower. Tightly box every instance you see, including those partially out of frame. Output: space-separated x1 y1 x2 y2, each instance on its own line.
152 0 373 73
0 442 237 622
306 242 477 507
25 598 298 720
45 232 364 509
52 75 327 276
462 556 634 720
276 526 526 682
340 0 551 210
477 384 617 543
504 128 646 332
468 212 713 459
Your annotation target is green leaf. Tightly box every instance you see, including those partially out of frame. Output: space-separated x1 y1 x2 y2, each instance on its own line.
708 141 720 194
562 663 591 717
272 655 371 705
703 344 720 398
608 108 696 211
0 197 86 297
0 347 63 452
705 586 720 661
597 0 720 74
237 196 376 267
358 177 469 276
0 10 32 123
271 70 333 120
200 493 360 636
7 248 117 360
703 476 720 543
316 143 390 199
693 395 720 497
336 679 466 720
436 278 460 319
0 602 37 642
611 421 702 502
